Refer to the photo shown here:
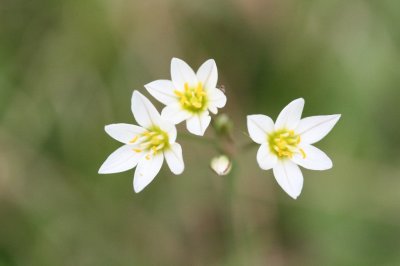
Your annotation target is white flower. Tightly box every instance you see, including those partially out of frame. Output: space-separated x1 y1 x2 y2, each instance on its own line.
247 98 340 199
145 58 227 136
210 155 232 176
98 91 184 193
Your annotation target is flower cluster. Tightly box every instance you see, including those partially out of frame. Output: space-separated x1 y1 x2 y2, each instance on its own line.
99 58 226 192
99 58 340 199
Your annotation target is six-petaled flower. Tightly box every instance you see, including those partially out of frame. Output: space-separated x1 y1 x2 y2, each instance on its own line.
145 58 227 136
99 91 184 193
247 98 340 199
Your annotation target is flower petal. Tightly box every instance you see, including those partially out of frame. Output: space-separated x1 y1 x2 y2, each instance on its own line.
208 105 218 114
296 114 341 144
196 59 218 91
257 143 278 170
275 98 304 130
131 91 162 128
133 153 164 193
104 123 147 144
186 112 211 136
164 143 184 175
161 103 191 124
98 145 143 174
158 119 177 143
292 144 332 170
145 80 178 105
272 160 304 199
207 88 226 113
247 115 274 144
171 58 198 90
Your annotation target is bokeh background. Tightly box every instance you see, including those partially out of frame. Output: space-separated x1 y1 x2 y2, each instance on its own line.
1 0 400 265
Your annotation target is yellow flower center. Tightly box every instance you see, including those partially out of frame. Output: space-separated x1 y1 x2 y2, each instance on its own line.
174 82 207 113
129 127 169 160
268 129 306 159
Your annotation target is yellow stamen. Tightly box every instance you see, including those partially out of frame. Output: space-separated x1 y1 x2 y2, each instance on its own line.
274 145 280 153
269 129 306 159
300 148 306 159
175 82 207 112
280 132 289 138
129 136 139 143
132 126 170 156
174 90 184 97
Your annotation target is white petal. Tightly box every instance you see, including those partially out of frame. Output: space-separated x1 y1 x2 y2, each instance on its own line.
145 80 178 105
170 58 198 90
207 88 226 113
257 143 278 170
99 145 143 174
196 59 218 91
296 114 341 144
164 143 184 175
158 119 177 143
186 112 211 136
247 115 274 144
275 98 304 130
133 153 164 193
104 123 146 144
291 144 332 170
208 105 218 114
131 91 162 128
161 103 191 124
272 160 304 199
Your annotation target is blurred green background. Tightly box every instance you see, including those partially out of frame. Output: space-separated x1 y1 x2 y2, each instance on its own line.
1 0 400 265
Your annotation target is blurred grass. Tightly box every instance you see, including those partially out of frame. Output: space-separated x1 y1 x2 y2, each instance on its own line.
1 0 400 265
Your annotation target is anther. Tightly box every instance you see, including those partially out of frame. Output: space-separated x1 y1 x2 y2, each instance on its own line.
300 148 306 159
129 136 139 143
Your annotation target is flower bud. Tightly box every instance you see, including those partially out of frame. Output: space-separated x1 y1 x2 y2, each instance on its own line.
213 114 233 137
210 155 232 176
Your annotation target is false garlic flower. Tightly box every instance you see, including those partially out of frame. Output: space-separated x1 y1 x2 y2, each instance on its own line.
98 91 184 193
145 58 227 136
247 98 340 199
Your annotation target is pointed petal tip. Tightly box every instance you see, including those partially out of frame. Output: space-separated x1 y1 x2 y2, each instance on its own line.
296 97 305 103
291 97 305 107
133 177 145 193
205 58 216 65
286 189 301 200
97 165 111 175
132 90 143 99
173 167 184 175
171 57 182 64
